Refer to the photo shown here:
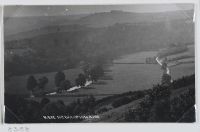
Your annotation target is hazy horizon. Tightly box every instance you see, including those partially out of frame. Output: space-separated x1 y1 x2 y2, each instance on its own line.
4 4 194 17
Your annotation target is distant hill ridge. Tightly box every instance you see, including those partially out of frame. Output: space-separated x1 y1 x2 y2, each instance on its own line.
5 9 193 40
77 9 193 27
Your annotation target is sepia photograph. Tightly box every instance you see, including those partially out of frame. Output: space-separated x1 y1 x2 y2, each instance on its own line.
4 4 195 123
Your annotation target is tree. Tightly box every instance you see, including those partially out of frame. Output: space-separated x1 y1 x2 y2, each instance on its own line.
26 75 37 96
75 73 86 87
55 71 65 87
60 80 71 90
81 62 90 79
38 76 48 89
161 73 171 86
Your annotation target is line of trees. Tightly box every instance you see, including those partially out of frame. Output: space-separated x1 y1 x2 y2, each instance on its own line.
26 63 105 95
26 75 48 96
54 64 104 93
82 63 104 82
54 72 88 93
54 71 71 93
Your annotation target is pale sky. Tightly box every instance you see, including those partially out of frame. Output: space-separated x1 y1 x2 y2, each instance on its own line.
4 4 194 17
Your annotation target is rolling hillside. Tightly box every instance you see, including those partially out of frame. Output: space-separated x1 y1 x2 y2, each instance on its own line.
77 10 193 27
5 10 194 41
4 14 87 37
5 10 194 77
